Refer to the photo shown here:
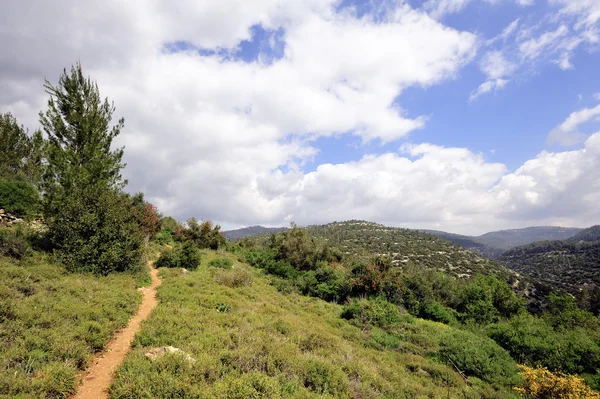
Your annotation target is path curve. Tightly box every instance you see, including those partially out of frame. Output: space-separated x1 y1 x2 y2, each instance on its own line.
72 260 161 399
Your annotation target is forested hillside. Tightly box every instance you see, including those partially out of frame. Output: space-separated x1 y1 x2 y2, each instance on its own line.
424 226 582 259
500 225 600 294
306 220 519 281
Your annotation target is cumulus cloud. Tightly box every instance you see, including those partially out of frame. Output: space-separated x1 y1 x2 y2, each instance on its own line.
0 0 599 235
547 104 600 146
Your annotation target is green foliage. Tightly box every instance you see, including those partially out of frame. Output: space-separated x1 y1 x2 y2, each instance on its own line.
500 239 600 293
420 300 458 325
156 242 201 270
439 329 521 386
0 112 31 178
110 256 518 398
208 257 233 269
39 63 147 274
0 178 40 216
341 297 401 328
0 228 31 259
457 275 523 324
182 218 226 250
487 313 600 375
47 190 145 274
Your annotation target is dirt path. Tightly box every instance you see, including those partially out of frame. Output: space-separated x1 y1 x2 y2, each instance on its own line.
72 260 161 399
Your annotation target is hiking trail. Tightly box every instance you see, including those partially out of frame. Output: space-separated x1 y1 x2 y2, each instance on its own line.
72 260 161 399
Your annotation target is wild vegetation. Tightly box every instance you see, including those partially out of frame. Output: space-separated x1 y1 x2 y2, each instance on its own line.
110 249 522 398
236 224 600 393
0 227 147 398
500 225 600 294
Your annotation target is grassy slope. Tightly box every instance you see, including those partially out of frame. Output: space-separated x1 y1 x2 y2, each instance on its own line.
110 250 518 399
0 252 147 398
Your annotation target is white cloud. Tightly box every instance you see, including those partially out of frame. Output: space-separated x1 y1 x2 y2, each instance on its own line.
1 0 599 235
547 104 600 146
469 78 508 102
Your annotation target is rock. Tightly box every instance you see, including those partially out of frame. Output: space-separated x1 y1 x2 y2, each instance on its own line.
181 268 189 274
145 346 196 363
0 209 4 214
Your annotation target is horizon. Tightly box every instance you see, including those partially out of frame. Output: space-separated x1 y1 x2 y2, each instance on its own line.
1 0 599 236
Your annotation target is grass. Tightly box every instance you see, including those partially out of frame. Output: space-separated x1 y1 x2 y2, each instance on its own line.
0 247 148 398
110 249 519 398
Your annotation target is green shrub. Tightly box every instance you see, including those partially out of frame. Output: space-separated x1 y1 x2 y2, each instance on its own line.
438 329 520 387
214 269 253 288
369 328 402 349
303 360 348 396
0 179 39 217
156 242 201 271
47 190 145 275
487 313 600 374
0 228 30 259
420 300 458 325
155 248 180 268
341 297 401 328
208 257 233 269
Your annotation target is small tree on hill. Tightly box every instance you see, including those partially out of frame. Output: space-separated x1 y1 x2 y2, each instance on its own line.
39 62 143 274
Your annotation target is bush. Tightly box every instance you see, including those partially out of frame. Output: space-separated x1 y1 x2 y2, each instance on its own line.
438 329 520 387
47 190 145 275
487 313 600 374
0 179 39 217
214 269 253 288
341 297 401 328
0 228 30 259
420 300 458 325
208 257 233 269
515 365 600 399
156 242 201 271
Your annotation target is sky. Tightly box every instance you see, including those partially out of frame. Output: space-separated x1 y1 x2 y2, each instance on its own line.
1 0 599 235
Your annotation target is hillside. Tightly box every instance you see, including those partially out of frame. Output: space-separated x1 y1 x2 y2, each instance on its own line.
307 220 519 282
500 227 600 293
224 225 288 241
424 226 582 259
420 230 504 259
477 226 583 250
568 225 600 243
109 249 521 398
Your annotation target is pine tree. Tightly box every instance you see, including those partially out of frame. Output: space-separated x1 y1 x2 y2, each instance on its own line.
40 62 125 200
0 112 31 177
39 62 143 274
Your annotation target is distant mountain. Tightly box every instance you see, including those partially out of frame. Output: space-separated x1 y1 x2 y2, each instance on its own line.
476 226 583 250
567 225 600 243
500 226 600 293
420 230 504 259
423 226 583 259
223 225 288 241
307 220 520 282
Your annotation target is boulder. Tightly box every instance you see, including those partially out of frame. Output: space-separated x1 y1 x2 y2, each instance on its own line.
145 346 196 363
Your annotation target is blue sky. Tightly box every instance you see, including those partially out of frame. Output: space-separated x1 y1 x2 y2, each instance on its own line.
1 0 600 234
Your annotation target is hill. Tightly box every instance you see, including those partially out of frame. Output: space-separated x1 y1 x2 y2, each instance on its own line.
500 238 600 293
223 225 288 241
423 226 582 259
476 226 583 250
420 229 504 259
307 220 519 281
567 225 600 243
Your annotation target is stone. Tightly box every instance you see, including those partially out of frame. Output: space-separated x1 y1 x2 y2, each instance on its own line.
145 346 196 363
